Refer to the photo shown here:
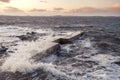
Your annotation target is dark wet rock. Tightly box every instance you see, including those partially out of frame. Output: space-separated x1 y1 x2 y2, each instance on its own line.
54 38 72 44
97 42 111 50
113 37 120 44
0 45 8 56
0 69 48 80
95 39 120 54
17 32 39 41
7 51 14 53
0 22 5 25
78 32 87 39
0 71 33 80
113 61 120 66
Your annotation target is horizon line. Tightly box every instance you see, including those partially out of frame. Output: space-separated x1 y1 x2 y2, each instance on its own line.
0 15 120 17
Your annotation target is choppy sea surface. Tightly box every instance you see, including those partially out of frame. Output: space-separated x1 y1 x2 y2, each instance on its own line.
0 16 119 27
0 16 120 80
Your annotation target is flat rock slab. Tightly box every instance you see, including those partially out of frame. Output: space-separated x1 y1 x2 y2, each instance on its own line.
53 32 82 44
33 31 83 60
0 26 83 59
0 26 83 73
0 27 82 62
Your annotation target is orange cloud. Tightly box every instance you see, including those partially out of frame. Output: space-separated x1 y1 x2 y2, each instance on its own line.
0 0 9 3
69 5 120 16
111 3 120 8
70 7 103 13
107 3 120 14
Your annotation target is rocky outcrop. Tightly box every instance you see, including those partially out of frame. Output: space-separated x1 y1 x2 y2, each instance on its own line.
17 32 39 41
0 45 8 56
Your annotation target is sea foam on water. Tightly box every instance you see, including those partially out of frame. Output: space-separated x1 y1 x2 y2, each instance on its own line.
0 26 72 78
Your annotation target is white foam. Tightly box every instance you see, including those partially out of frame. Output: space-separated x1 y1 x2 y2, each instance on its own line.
81 38 92 48
0 40 67 76
41 54 58 63
0 25 32 36
0 26 83 80
91 54 118 66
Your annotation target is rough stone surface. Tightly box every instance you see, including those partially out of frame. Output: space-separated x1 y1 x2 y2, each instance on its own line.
0 45 8 56
17 32 39 41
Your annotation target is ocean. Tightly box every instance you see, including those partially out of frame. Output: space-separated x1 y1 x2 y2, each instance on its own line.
0 16 120 28
0 16 120 80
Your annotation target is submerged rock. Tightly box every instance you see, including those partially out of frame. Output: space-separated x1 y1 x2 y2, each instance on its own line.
17 32 39 41
0 45 8 56
97 42 111 50
114 61 120 66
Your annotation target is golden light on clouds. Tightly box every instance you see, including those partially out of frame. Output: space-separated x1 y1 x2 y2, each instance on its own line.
111 3 120 8
0 0 120 16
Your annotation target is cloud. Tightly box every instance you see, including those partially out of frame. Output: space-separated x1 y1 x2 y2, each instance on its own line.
0 0 48 3
111 3 120 8
69 5 120 16
30 8 47 12
40 0 47 3
54 8 64 11
0 2 3 5
4 7 24 12
107 8 120 14
70 7 104 13
106 3 120 14
0 0 9 3
69 7 105 16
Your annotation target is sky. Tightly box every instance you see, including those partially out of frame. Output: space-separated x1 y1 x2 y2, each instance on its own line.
0 0 120 16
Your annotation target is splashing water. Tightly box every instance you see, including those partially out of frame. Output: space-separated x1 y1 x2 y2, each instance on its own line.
0 26 120 80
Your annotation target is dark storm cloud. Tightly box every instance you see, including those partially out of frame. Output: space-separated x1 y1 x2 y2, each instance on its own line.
0 0 9 3
30 8 47 12
4 7 24 12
